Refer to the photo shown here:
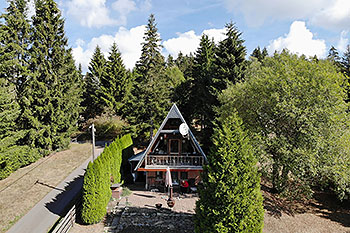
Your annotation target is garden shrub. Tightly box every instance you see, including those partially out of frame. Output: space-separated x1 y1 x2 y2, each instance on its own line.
81 134 133 224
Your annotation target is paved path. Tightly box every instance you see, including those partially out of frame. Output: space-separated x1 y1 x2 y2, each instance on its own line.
7 146 104 233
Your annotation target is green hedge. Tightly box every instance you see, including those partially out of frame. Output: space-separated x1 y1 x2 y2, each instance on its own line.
0 146 41 180
81 134 133 224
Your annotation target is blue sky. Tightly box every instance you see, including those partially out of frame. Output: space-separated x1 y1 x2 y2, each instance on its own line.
1 0 350 72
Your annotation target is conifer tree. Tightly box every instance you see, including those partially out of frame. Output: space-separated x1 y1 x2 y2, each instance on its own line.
21 0 82 150
190 34 216 131
213 22 247 92
0 78 40 179
195 113 264 233
328 46 341 68
100 42 130 115
127 14 170 140
251 46 268 63
82 46 106 119
341 45 350 103
0 0 31 94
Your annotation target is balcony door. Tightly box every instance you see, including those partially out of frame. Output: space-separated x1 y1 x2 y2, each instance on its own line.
169 139 180 155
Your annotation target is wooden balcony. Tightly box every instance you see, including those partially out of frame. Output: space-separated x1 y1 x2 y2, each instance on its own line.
146 155 204 167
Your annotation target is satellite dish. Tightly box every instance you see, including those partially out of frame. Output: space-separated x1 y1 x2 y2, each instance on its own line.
179 123 189 136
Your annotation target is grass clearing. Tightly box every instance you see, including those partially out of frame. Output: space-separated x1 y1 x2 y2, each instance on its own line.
0 143 92 233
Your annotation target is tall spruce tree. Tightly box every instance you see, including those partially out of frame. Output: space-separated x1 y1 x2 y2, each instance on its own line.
99 42 130 115
213 22 246 92
327 46 341 68
251 46 268 62
0 0 31 95
21 0 82 150
341 45 350 103
82 46 106 119
127 14 170 140
195 113 264 232
0 78 40 179
190 34 216 131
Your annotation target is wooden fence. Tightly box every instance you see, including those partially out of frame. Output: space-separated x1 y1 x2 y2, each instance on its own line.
48 195 81 233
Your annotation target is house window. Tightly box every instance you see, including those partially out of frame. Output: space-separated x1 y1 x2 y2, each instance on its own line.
156 171 163 180
171 171 179 184
180 172 188 180
154 136 167 154
170 139 180 154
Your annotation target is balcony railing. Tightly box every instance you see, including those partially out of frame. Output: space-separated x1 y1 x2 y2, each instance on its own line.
146 155 204 167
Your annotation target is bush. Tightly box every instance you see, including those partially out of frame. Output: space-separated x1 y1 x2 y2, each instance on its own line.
0 146 41 180
195 114 264 233
81 134 133 224
83 114 128 140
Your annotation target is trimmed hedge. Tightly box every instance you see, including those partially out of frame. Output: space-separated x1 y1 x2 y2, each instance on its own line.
81 134 133 224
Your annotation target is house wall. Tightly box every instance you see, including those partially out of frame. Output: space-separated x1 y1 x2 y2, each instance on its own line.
146 170 202 189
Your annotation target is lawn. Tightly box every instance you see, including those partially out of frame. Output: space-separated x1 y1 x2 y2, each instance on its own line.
0 143 92 233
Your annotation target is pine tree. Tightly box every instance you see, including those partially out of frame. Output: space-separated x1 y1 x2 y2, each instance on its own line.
0 0 31 94
99 42 130 115
251 46 268 63
190 34 216 131
213 22 247 92
195 113 264 233
328 46 341 68
82 46 106 119
341 45 350 103
127 14 170 140
0 78 40 179
20 0 82 150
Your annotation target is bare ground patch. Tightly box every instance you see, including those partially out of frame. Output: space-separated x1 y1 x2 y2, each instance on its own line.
0 143 92 233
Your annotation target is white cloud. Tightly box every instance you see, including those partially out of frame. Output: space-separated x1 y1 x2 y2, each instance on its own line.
163 28 226 58
311 0 350 30
163 31 200 56
337 30 349 53
72 25 146 72
66 0 140 28
223 0 329 27
223 0 350 30
203 28 226 44
139 0 152 12
67 0 117 28
112 0 137 25
267 21 326 58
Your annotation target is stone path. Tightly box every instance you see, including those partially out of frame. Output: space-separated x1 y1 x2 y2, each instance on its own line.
102 188 197 233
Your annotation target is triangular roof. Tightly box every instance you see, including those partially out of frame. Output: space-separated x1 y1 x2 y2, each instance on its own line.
134 103 207 171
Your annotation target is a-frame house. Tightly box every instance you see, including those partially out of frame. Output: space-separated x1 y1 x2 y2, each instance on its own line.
134 103 207 189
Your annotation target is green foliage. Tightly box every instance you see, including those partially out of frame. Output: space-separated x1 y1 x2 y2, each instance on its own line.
19 0 82 151
0 69 40 179
99 42 131 115
125 14 171 140
0 0 31 94
81 162 99 224
250 46 268 63
340 45 350 103
195 113 264 233
219 51 350 199
86 113 128 140
213 22 247 91
81 135 133 224
82 46 106 119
